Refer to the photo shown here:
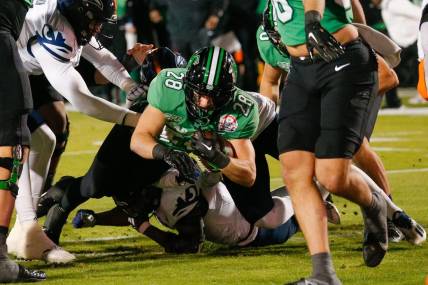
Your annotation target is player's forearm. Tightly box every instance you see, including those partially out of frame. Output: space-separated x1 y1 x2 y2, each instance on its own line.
221 158 256 187
130 130 159 159
82 44 137 92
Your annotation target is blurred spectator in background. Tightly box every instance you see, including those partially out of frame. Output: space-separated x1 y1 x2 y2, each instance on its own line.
220 0 261 91
149 0 226 59
362 0 421 108
126 0 170 47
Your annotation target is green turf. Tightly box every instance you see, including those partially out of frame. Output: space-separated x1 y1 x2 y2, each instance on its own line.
13 112 428 284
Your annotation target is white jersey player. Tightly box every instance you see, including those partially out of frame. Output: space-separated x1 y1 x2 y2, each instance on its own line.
7 0 147 264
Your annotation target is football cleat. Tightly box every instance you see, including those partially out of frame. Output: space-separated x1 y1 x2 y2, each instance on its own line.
37 176 75 218
392 211 426 245
325 201 341 225
7 220 75 264
72 210 97 228
285 278 332 285
387 219 404 243
361 191 388 267
43 204 69 245
16 264 46 282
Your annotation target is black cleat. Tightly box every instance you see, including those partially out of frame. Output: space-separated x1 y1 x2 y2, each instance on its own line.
37 176 75 218
387 219 404 243
43 204 69 245
16 265 46 282
361 191 388 267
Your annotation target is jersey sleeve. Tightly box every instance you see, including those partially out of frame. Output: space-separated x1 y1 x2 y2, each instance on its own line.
31 43 132 124
82 43 137 92
237 102 259 139
147 71 166 111
220 91 259 140
256 26 290 72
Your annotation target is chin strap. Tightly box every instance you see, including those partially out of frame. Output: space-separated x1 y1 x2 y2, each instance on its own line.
0 146 23 198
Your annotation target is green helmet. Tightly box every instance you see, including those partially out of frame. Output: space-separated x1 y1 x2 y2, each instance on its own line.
184 46 238 125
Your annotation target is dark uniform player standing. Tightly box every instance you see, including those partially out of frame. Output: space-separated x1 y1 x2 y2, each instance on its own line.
0 0 46 282
271 0 388 284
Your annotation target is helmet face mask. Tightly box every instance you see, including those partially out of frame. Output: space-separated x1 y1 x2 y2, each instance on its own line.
58 0 117 47
184 46 237 125
140 47 187 86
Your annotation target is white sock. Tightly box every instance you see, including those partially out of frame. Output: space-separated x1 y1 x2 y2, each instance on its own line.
351 165 402 219
16 125 56 224
255 196 294 229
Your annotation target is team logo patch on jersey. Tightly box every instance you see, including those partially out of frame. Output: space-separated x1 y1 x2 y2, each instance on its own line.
218 114 238 132
165 113 182 123
28 24 72 63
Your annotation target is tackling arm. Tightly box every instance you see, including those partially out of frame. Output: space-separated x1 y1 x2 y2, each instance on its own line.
130 105 166 158
32 43 140 127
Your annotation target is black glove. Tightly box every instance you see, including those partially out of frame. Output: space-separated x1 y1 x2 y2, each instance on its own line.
305 10 344 62
262 1 289 56
152 144 200 184
163 234 202 254
190 131 230 170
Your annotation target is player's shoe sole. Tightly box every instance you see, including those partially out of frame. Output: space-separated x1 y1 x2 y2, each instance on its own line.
393 211 426 245
325 201 341 225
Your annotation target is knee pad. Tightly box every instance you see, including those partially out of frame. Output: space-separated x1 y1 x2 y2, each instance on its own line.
0 145 24 197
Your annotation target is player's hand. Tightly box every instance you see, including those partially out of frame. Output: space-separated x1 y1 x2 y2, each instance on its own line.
190 131 230 170
164 233 202 254
153 144 200 184
305 10 344 62
262 4 289 56
126 83 147 103
127 43 154 65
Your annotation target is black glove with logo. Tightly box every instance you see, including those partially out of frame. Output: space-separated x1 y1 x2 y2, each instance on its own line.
152 144 200 183
305 10 344 62
190 131 230 170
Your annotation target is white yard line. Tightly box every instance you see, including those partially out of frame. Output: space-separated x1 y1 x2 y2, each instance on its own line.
63 150 97 156
270 167 428 184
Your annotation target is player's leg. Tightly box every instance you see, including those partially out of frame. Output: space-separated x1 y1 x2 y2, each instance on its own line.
0 0 45 279
8 123 74 263
351 165 426 245
72 207 128 228
315 40 387 268
37 100 69 191
278 57 341 285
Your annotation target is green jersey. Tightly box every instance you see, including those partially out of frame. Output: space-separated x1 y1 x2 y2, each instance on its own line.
269 0 353 46
256 25 290 72
147 68 259 151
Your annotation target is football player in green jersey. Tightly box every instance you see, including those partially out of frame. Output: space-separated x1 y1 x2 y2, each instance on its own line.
0 0 46 282
263 0 388 284
131 46 259 187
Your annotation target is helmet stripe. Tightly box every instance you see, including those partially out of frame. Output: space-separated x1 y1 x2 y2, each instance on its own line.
213 48 225 86
203 47 214 84
207 46 221 88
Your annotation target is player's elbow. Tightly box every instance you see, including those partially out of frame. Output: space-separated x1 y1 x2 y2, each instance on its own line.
241 167 256 187
130 131 140 154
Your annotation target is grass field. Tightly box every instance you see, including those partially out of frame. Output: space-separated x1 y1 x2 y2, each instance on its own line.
12 110 428 285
